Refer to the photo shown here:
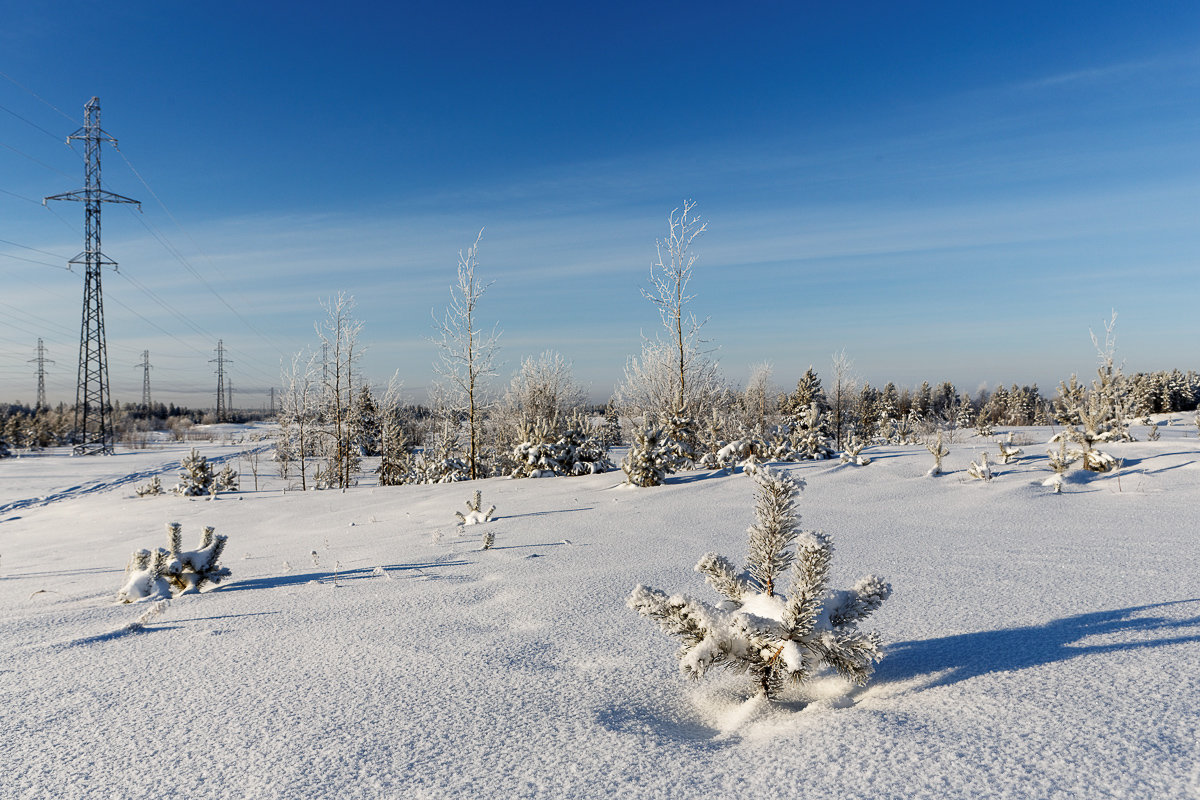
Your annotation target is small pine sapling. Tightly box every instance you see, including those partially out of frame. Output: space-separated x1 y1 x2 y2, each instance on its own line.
135 476 164 497
839 434 871 466
481 531 495 550
117 522 230 602
173 448 214 496
997 435 1024 464
925 431 949 476
1043 438 1077 493
621 426 671 487
628 468 891 701
1146 422 1161 441
215 463 239 492
455 489 496 525
966 452 992 481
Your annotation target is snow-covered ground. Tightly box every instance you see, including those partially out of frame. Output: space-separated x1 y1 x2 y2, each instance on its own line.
2 422 1198 799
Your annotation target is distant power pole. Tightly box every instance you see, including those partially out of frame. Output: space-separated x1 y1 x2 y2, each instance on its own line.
269 387 275 415
45 96 140 455
29 339 54 410
135 350 152 410
211 339 231 422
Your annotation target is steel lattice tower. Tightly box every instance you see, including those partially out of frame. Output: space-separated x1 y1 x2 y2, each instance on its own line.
136 350 152 410
29 338 54 410
45 97 140 455
211 340 231 422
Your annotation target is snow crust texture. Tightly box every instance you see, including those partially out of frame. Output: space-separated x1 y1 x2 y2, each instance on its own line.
2 426 1199 798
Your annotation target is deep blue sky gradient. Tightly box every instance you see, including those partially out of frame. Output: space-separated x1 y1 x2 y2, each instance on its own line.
1 1 1197 406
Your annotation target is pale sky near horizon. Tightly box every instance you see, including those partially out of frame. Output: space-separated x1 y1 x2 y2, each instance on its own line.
1 1 1197 408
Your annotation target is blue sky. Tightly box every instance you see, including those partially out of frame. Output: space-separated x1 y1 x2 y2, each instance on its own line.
1 1 1197 407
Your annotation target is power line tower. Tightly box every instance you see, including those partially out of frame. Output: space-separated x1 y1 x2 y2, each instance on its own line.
211 339 231 422
45 96 140 455
28 338 54 410
227 376 234 417
135 350 152 410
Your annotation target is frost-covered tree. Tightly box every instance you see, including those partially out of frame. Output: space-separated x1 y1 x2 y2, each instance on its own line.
997 436 1023 465
1051 389 1120 473
135 476 164 497
316 293 364 489
173 449 215 496
279 349 320 491
830 350 855 450
839 434 871 466
622 426 672 487
432 230 500 481
455 490 495 525
1043 439 1076 493
215 464 239 492
348 384 382 457
117 522 230 602
628 468 891 699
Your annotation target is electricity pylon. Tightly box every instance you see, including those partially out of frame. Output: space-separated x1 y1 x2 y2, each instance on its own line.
211 340 231 422
45 97 140 455
29 338 54 410
136 350 152 410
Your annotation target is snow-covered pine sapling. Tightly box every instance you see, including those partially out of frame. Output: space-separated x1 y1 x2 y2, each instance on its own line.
839 434 871 466
215 463 239 492
621 426 671 487
164 522 231 594
116 523 230 602
173 448 214 496
455 489 496 525
481 531 495 550
117 548 173 603
998 435 1024 464
628 467 891 700
926 431 949 476
1147 422 1160 441
966 452 992 481
1043 438 1076 494
135 476 164 497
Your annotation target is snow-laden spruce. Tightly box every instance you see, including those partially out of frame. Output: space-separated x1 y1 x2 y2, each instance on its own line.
627 467 891 700
117 522 230 603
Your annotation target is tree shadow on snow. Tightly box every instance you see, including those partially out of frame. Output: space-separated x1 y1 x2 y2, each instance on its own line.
877 599 1200 691
213 561 469 593
495 507 593 521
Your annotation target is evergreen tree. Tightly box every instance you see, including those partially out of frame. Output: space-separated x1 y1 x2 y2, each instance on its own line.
628 468 890 699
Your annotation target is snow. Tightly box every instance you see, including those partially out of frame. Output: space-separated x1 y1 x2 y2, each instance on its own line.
2 425 1199 798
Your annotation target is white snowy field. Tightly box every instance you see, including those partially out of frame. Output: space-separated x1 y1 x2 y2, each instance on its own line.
2 423 1199 799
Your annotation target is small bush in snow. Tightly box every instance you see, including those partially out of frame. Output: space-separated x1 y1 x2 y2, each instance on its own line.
481 531 495 550
1043 439 1076 493
966 452 992 481
117 522 230 602
1146 422 1160 441
628 467 891 700
997 437 1024 465
839 435 871 466
455 490 496 525
135 476 164 497
925 431 949 476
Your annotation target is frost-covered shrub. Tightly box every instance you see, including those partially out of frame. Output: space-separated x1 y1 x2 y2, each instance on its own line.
117 522 230 602
135 476 164 497
455 490 495 525
839 435 871 466
215 464 239 492
510 416 614 478
966 452 992 481
997 437 1024 465
1050 392 1119 473
628 468 891 700
1043 439 1077 493
925 431 949 476
622 426 672 487
173 449 214 496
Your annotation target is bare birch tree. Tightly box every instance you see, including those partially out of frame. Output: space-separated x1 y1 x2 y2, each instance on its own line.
831 349 856 451
280 349 320 491
642 200 709 415
315 293 363 490
432 230 500 480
